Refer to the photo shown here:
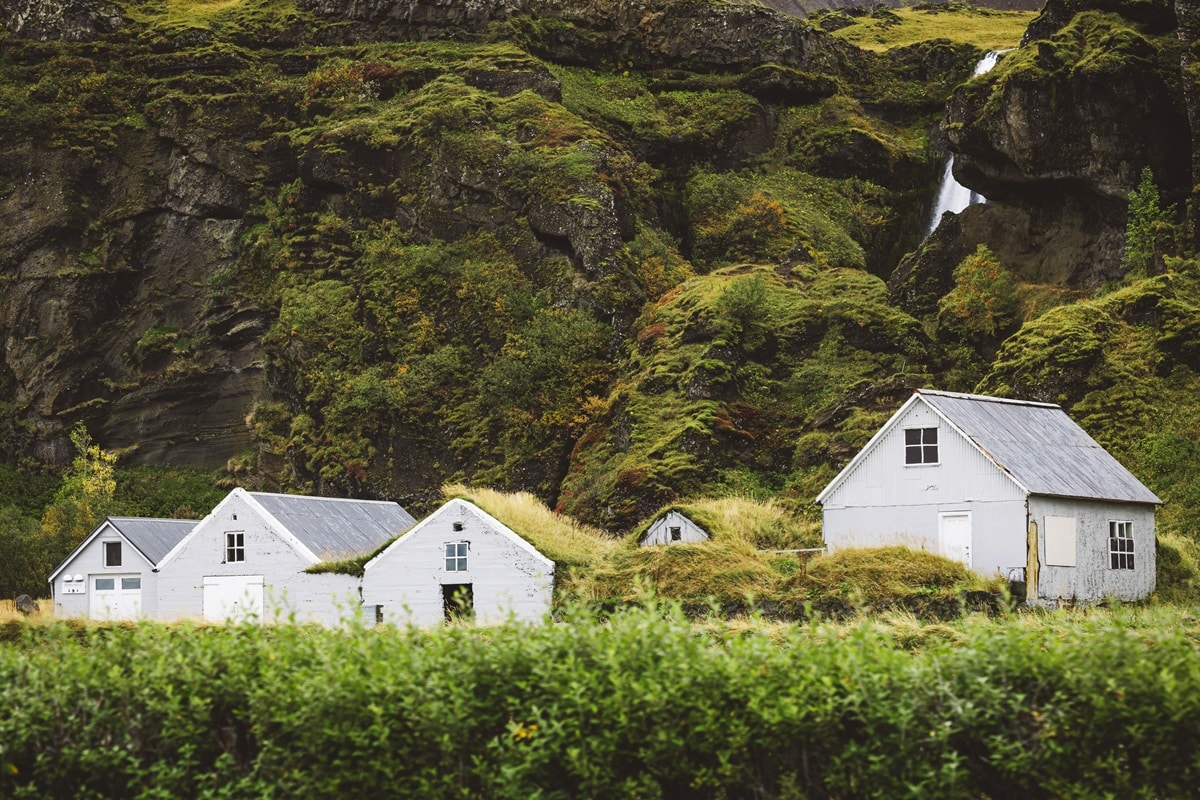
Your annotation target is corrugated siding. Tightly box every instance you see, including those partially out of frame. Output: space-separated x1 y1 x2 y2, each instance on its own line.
920 392 1161 504
249 493 416 559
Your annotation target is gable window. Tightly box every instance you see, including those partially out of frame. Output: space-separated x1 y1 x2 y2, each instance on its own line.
225 532 245 563
103 541 122 567
445 542 468 572
1109 521 1134 570
905 427 939 465
669 526 682 542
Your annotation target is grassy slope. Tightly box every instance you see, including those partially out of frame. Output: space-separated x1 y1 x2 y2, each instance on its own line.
823 5 1037 52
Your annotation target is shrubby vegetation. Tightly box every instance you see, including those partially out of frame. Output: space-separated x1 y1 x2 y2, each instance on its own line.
2 604 1199 799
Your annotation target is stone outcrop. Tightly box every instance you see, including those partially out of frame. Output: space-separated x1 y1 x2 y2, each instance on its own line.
0 0 120 40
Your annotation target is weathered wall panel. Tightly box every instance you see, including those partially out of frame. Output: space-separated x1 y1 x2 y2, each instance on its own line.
640 511 710 546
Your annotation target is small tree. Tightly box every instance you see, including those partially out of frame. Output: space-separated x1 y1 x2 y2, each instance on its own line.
37 423 117 572
937 244 1019 339
1122 166 1174 277
0 506 43 598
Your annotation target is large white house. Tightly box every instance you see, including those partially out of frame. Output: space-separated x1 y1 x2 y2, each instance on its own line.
153 488 415 624
815 389 1161 604
48 517 198 620
362 498 554 626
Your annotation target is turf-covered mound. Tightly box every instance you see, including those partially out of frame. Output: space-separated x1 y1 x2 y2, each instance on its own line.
629 496 822 551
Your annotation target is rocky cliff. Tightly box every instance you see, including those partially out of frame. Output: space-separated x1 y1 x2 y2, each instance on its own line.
1 0 1197 528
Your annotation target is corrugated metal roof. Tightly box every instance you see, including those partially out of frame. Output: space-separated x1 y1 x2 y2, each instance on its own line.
917 390 1162 504
249 492 416 560
107 517 198 565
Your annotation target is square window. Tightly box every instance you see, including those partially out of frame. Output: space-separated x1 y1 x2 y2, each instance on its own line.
1109 521 1134 570
103 541 122 567
669 526 682 542
905 427 938 465
445 542 468 572
226 532 245 563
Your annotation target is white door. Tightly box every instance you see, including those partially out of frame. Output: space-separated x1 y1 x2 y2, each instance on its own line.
202 575 264 622
939 512 972 567
90 575 142 620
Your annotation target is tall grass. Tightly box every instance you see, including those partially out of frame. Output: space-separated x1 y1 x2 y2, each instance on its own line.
632 495 821 551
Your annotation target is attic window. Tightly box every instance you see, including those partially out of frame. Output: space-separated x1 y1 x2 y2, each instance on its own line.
453 522 464 532
1109 521 1134 570
226 532 245 563
669 526 682 542
104 541 122 567
445 542 468 572
905 427 939 465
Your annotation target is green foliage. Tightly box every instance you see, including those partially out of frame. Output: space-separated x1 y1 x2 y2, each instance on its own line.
937 244 1020 339
111 466 226 519
821 4 1035 52
0 507 44 598
3 606 1200 798
1122 166 1174 277
38 424 117 563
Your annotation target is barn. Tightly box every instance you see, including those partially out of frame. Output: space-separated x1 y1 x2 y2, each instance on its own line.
48 517 198 620
815 389 1161 604
154 488 415 624
361 498 554 625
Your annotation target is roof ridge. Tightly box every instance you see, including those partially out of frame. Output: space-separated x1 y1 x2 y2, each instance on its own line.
247 491 402 506
916 388 1059 409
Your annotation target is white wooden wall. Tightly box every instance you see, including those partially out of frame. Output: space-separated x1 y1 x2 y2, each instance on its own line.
50 525 160 619
1029 496 1156 603
155 492 356 623
821 400 1029 577
640 511 710 546
363 499 554 626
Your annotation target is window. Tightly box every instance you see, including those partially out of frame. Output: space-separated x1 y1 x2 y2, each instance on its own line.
1110 521 1134 570
905 427 939 465
95 578 115 591
669 526 682 542
104 541 122 567
121 577 141 590
452 522 464 532
225 532 245 563
445 542 468 572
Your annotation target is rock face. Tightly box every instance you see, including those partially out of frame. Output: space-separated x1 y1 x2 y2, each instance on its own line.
893 0 1193 315
0 0 120 40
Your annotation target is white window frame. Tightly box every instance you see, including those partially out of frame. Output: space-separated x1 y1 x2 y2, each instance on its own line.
1109 520 1134 570
103 541 122 567
445 541 468 572
904 427 939 466
225 531 245 563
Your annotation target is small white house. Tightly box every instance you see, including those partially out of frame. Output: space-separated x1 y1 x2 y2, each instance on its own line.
48 517 198 620
816 389 1161 604
638 510 711 546
154 488 415 624
362 498 554 626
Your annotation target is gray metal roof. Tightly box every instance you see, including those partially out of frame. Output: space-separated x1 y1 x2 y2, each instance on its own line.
248 492 416 560
107 517 198 565
918 390 1162 504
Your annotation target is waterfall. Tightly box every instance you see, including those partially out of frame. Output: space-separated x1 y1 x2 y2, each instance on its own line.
924 50 1009 236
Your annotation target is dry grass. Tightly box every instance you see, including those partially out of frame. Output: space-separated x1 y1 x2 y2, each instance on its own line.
0 598 52 623
442 483 617 568
792 545 1002 605
632 495 821 551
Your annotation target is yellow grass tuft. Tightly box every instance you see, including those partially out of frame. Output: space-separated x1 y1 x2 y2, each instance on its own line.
828 6 1035 53
634 495 821 551
796 545 1001 605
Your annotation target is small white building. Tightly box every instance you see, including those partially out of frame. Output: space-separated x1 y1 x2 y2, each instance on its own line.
155 488 415 624
48 517 198 620
362 498 554 626
638 509 711 546
816 389 1161 604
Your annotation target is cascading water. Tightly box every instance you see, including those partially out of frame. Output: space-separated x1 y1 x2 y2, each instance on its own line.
924 50 1008 236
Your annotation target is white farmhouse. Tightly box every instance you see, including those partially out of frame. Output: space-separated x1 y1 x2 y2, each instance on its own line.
638 509 711 546
815 389 1161 604
48 517 198 620
155 488 415 624
362 498 554 626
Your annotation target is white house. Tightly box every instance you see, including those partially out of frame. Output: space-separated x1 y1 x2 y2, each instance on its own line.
815 389 1161 604
362 498 554 626
154 488 415 624
48 517 198 620
638 509 710 546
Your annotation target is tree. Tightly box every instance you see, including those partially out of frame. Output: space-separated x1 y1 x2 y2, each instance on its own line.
0 506 43 598
37 423 117 572
937 244 1019 339
1122 166 1174 277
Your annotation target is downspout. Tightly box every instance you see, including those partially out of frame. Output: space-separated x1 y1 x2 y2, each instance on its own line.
1025 498 1039 604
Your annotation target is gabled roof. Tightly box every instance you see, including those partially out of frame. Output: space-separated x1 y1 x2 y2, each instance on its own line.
247 491 416 560
364 498 553 573
48 517 198 582
817 389 1162 505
